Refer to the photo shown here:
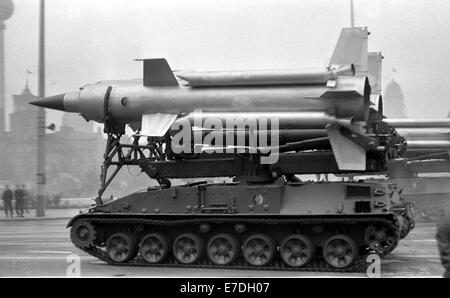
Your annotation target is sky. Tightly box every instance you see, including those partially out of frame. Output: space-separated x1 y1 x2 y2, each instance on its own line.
3 0 450 129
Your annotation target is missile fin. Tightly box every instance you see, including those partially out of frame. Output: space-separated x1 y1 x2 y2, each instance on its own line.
368 52 383 95
330 27 369 76
141 113 178 137
327 124 366 171
138 59 179 87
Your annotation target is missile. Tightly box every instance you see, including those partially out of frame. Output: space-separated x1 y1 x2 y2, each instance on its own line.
29 27 387 171
396 128 450 141
30 63 370 172
171 128 328 148
172 111 354 130
403 149 449 159
31 74 370 130
166 112 347 152
406 140 450 150
387 122 450 153
176 64 355 87
198 137 331 155
385 119 450 128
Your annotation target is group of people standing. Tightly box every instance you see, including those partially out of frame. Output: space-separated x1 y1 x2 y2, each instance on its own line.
2 184 29 218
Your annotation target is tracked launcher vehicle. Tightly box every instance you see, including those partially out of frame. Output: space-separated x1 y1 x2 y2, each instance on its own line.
32 27 415 271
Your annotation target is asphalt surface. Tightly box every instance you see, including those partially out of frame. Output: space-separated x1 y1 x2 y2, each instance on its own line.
0 217 445 277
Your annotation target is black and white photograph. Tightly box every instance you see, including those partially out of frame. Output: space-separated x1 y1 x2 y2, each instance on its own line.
0 0 449 285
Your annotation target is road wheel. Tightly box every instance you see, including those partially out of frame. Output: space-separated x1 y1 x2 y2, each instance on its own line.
173 233 204 264
140 233 170 264
280 234 314 267
70 221 96 248
106 233 138 263
243 234 275 266
207 233 240 265
322 234 358 268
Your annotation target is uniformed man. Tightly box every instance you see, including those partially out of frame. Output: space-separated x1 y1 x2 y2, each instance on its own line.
2 185 13 218
14 184 24 218
437 209 450 278
22 184 30 214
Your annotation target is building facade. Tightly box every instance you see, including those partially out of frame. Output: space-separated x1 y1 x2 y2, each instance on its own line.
1 85 105 197
0 85 153 198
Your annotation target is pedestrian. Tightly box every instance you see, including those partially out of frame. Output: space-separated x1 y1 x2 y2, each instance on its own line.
14 184 25 218
2 185 13 218
437 209 450 278
22 184 30 214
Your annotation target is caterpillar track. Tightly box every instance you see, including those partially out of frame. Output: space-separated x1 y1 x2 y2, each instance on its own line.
69 214 404 272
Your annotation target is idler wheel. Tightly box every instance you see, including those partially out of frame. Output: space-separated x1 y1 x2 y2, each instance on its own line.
173 233 204 264
322 234 358 268
106 233 138 263
280 234 314 267
364 223 399 255
70 221 96 248
140 233 170 264
243 234 276 266
207 233 240 266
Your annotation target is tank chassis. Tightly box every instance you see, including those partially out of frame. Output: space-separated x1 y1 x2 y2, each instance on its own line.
67 117 415 272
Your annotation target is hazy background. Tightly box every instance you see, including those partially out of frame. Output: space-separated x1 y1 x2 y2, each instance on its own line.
3 0 450 130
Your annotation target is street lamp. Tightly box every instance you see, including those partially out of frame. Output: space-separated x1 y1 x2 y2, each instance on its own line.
0 0 14 135
36 0 46 217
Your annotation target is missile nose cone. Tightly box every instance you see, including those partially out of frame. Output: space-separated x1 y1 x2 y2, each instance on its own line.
30 94 66 112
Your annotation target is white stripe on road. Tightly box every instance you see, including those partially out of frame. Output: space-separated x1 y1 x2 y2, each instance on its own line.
0 235 68 239
386 255 439 258
0 242 71 246
0 234 67 238
0 256 94 260
383 260 440 264
26 251 73 254
0 230 66 235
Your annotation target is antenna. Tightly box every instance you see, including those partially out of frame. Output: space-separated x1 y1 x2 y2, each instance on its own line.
350 0 355 27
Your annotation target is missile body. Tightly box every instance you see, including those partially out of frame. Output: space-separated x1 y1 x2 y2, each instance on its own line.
388 121 450 153
50 75 370 128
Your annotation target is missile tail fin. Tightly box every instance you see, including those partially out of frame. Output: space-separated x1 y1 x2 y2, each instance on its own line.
141 113 178 137
368 52 383 95
330 27 369 76
138 58 179 87
327 124 366 171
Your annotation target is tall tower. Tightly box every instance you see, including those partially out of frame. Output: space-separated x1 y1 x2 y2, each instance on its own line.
0 0 14 133
384 79 407 118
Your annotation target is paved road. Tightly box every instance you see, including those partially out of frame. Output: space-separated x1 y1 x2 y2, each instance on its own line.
0 219 444 277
